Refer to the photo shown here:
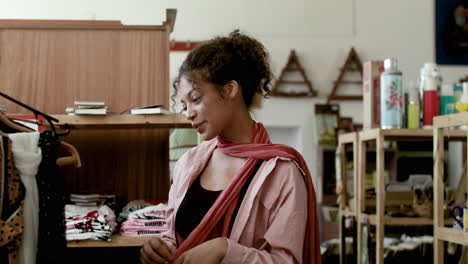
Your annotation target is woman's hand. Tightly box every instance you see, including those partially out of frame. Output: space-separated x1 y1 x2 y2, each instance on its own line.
140 236 173 264
173 237 228 264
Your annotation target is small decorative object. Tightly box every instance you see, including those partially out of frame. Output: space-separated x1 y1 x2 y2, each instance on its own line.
327 47 363 103
271 50 317 97
412 186 433 218
409 174 433 217
450 205 468 229
314 104 339 146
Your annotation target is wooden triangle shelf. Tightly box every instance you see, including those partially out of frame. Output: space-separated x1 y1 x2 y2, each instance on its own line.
271 50 317 97
327 47 363 103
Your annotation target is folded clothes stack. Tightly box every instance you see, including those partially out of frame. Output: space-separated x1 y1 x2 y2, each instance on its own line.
65 204 117 241
120 203 168 236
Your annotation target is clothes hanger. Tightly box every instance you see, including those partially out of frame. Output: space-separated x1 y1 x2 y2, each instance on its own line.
0 91 70 136
0 92 79 167
0 112 35 132
56 141 82 168
0 111 81 167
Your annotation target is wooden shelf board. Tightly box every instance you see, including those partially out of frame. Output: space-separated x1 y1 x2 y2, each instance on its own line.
339 209 356 217
359 213 452 226
338 132 357 144
278 80 310 84
270 91 316 97
285 67 303 72
333 80 362 84
67 234 152 248
434 112 468 128
328 95 363 100
359 128 466 141
51 114 191 129
435 227 468 246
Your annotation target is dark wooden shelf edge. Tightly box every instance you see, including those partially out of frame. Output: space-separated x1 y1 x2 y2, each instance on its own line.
328 95 363 100
271 91 318 97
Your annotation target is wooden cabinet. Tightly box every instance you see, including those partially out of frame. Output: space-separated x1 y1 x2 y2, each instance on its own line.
51 114 191 248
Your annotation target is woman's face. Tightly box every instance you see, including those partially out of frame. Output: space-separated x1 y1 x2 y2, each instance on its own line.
178 76 233 141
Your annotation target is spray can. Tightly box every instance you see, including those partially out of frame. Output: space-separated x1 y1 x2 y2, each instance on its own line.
380 58 403 129
420 63 441 128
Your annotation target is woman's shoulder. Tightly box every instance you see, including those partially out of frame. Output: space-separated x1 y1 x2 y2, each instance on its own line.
257 157 308 210
176 138 216 163
265 156 304 176
172 138 216 179
261 157 306 188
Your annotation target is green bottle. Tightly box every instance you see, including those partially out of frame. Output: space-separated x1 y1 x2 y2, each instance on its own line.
407 86 420 128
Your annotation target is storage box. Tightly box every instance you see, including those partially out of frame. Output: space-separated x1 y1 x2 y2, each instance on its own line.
363 61 384 129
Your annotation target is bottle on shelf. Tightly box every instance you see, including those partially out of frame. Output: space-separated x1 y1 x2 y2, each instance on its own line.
420 62 441 129
407 84 420 128
380 58 403 129
455 82 468 113
439 84 455 116
453 82 463 106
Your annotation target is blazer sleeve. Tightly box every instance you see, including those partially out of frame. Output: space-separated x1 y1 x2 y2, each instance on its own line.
221 160 309 264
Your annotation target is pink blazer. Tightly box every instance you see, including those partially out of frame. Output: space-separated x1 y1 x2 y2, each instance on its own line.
161 138 310 263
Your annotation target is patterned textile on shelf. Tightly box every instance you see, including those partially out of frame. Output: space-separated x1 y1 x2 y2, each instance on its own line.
120 203 168 236
65 204 116 241
0 137 26 264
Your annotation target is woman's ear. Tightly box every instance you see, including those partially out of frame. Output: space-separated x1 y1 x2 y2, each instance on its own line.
223 80 240 100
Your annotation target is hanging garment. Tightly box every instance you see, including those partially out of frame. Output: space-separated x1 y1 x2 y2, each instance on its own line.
0 137 26 264
36 130 66 264
8 132 42 264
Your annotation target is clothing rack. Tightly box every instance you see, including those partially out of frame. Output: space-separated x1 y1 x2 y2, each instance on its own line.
0 91 79 167
0 91 59 133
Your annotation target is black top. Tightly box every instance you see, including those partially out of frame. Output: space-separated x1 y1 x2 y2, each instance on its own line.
175 176 222 239
175 161 262 240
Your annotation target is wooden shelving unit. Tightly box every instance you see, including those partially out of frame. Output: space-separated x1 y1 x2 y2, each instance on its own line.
356 128 465 264
337 132 359 264
434 112 468 264
52 114 191 129
52 114 190 248
67 234 152 248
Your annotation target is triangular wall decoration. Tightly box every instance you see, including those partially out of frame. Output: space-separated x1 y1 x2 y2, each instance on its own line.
327 47 363 103
271 50 317 97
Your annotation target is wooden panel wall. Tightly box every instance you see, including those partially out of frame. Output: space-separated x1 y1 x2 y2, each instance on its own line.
0 22 172 203
0 27 169 113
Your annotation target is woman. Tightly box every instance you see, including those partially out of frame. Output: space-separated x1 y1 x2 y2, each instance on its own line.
140 30 321 264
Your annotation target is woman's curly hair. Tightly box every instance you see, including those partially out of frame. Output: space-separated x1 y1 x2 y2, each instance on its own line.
172 30 272 108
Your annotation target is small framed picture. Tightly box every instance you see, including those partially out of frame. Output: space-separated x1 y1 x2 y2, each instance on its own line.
436 0 468 65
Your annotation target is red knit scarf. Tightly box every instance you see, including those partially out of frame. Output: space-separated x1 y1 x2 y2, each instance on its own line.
172 122 321 264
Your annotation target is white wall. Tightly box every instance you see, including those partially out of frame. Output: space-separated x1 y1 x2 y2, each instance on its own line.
3 0 468 198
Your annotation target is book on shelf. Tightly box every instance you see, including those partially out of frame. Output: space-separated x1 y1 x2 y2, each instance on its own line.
130 104 173 115
66 107 107 115
74 101 106 107
75 108 107 115
67 100 108 115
